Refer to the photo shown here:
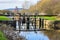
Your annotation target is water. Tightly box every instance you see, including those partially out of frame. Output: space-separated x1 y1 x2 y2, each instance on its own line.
19 31 49 40
16 22 49 40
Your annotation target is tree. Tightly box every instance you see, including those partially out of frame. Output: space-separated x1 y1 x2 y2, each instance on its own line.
29 0 60 15
21 1 31 13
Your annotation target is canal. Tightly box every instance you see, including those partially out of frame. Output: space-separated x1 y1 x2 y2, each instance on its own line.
12 20 60 40
19 31 49 40
15 20 49 40
16 24 49 40
16 22 60 40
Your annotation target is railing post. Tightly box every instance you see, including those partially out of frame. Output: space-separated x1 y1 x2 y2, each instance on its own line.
16 20 19 30
41 19 44 29
22 13 25 26
18 13 21 32
34 13 37 30
26 16 30 30
39 18 41 29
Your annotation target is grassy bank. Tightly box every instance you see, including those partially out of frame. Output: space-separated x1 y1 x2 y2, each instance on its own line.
0 16 57 20
32 16 56 20
0 16 11 21
0 31 7 40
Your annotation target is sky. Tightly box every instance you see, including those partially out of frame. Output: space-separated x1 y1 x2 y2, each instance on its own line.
0 0 40 10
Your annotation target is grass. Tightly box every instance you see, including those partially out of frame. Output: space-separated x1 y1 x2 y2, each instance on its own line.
0 31 7 40
40 16 56 20
0 16 11 21
32 16 56 20
0 16 57 20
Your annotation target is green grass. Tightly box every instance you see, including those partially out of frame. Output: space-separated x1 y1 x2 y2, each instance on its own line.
32 16 56 20
0 16 11 21
0 16 57 21
0 31 7 40
40 16 56 20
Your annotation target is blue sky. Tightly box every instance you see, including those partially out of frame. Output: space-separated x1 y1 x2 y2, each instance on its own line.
0 0 40 10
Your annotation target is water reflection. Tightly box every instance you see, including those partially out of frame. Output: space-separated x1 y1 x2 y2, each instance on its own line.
19 31 49 40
